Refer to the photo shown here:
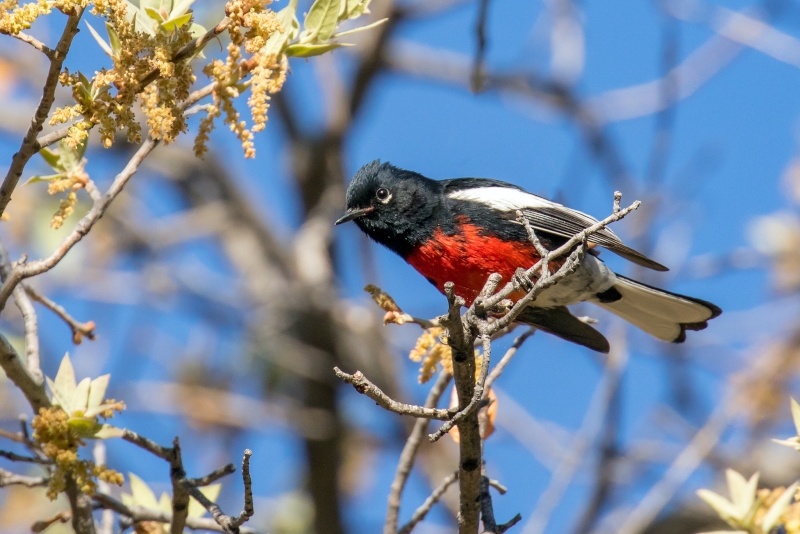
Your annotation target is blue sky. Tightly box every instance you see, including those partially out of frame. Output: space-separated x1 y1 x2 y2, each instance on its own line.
3 0 800 532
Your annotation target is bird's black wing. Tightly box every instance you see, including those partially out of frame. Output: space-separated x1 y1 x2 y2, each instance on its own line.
444 180 667 272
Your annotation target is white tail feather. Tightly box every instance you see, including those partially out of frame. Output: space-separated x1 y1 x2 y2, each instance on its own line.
594 276 719 342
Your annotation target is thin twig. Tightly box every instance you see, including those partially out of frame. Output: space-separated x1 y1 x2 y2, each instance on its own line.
471 0 491 92
11 32 55 59
0 467 48 487
0 8 85 217
385 371 453 534
397 470 459 534
335 367 457 420
24 284 96 343
480 476 522 533
186 463 237 487
93 493 262 534
0 450 52 464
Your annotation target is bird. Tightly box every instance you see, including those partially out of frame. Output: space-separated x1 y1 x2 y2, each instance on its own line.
335 161 721 353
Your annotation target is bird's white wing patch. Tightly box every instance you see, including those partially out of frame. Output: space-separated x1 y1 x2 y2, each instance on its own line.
447 187 556 211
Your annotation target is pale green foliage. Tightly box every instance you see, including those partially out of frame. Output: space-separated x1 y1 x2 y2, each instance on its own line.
87 0 206 59
45 354 123 439
26 138 87 185
696 468 797 533
773 397 800 451
122 472 222 531
282 0 387 58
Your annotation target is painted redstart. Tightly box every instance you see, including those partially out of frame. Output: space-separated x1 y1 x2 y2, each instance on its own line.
336 161 721 353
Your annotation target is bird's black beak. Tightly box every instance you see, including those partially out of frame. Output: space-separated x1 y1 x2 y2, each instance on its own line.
335 206 374 225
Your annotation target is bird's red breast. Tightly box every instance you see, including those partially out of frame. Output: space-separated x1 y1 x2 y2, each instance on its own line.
405 218 552 306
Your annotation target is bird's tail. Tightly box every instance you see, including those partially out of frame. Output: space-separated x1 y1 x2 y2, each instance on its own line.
593 275 721 342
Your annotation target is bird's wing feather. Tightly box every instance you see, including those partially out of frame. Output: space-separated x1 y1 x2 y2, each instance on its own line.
445 183 668 271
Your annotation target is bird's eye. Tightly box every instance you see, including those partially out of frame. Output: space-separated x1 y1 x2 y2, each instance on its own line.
376 188 391 203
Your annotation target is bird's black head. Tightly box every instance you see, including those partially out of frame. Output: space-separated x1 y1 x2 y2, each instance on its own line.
336 161 444 256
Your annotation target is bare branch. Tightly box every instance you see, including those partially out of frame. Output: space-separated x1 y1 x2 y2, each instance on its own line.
184 450 254 533
0 450 51 464
0 467 47 487
11 32 55 59
186 463 237 487
385 371 453 534
93 493 262 534
397 470 459 534
24 284 96 343
479 476 521 534
334 367 457 420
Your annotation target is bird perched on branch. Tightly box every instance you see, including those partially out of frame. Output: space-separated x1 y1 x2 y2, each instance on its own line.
336 161 721 353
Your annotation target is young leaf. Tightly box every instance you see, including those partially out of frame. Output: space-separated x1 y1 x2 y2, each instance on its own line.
25 174 64 185
93 424 124 439
262 0 299 59
790 397 800 436
87 374 110 410
344 0 371 20
38 146 63 171
171 0 194 15
161 12 191 31
53 354 77 407
126 473 160 510
85 21 114 56
331 17 387 38
144 6 165 22
762 481 798 532
106 23 121 54
301 0 340 43
697 489 741 522
71 377 92 414
46 375 71 410
285 42 352 58
58 139 79 172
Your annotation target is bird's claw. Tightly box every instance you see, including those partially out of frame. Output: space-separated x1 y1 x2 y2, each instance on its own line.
513 268 534 291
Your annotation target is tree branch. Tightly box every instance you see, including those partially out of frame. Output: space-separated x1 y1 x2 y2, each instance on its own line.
385 371 453 534
397 470 459 534
0 7 85 217
334 367 457 420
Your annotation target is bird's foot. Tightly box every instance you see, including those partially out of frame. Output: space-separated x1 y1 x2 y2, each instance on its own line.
513 268 534 292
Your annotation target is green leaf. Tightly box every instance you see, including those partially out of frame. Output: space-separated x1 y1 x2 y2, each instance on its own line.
75 136 88 160
762 480 798 532
170 0 194 17
344 0 371 20
87 374 110 410
285 42 352 58
25 174 64 185
106 23 121 54
85 21 113 56
772 437 800 450
161 12 191 30
301 0 340 43
262 0 299 59
144 6 164 22
331 17 387 38
38 146 63 171
93 424 124 439
126 1 156 35
53 354 77 408
58 139 79 171
84 402 120 419
139 0 162 13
